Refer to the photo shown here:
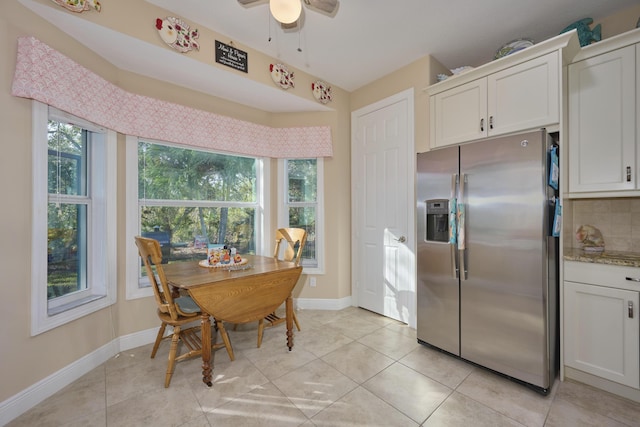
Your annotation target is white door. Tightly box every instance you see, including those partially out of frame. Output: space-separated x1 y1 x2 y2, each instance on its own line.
351 89 415 325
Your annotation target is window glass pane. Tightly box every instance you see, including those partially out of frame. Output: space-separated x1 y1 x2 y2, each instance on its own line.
288 206 316 262
140 206 256 264
48 121 87 196
139 142 256 202
287 159 316 203
47 203 87 299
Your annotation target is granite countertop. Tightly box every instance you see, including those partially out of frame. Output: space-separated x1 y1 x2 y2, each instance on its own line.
563 247 640 268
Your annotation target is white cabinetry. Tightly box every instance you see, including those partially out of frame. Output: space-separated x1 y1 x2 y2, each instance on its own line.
568 45 637 193
431 78 486 147
564 261 640 388
427 27 580 150
430 53 560 148
488 53 560 137
431 53 560 148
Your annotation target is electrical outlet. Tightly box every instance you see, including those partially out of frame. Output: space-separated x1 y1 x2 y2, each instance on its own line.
309 277 316 287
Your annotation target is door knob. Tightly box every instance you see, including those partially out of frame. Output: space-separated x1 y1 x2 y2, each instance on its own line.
395 236 406 243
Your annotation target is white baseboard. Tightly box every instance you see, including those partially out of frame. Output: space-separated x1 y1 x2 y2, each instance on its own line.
0 326 157 426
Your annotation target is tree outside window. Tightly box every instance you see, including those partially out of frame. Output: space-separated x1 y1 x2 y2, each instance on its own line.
137 141 259 265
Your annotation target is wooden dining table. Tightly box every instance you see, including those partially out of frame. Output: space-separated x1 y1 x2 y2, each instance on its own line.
163 254 303 386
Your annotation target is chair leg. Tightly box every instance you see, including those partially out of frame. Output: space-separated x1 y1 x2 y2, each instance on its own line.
292 311 301 331
216 320 235 361
257 319 265 348
165 326 180 388
151 323 167 359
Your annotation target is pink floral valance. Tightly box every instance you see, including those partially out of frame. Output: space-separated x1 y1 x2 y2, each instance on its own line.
11 36 333 158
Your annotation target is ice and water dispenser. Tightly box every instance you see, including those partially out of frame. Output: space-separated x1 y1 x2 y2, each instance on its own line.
425 199 450 243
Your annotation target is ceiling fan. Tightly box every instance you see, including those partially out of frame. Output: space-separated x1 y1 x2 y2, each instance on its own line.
238 0 339 30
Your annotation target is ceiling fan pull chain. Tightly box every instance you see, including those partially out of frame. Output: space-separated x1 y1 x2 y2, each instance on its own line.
268 6 272 42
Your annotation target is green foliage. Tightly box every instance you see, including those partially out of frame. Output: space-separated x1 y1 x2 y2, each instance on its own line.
138 142 258 253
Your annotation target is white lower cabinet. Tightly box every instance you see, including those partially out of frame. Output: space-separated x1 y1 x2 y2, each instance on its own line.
564 263 640 388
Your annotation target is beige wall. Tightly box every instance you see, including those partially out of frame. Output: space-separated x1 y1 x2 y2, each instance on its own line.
1 0 639 413
351 55 448 154
0 0 350 403
0 0 125 403
598 3 640 39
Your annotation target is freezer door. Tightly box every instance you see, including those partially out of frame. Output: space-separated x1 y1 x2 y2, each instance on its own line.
416 147 460 356
459 130 552 388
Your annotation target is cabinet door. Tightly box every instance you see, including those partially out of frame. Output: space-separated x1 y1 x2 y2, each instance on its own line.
564 281 639 388
568 45 636 192
487 52 559 136
430 78 487 148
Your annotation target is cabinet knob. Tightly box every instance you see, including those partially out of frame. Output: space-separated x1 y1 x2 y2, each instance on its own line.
480 118 484 132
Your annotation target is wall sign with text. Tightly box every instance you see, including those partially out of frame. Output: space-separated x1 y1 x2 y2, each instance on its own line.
215 41 248 73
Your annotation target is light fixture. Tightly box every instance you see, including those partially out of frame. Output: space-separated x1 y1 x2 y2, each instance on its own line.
269 0 302 24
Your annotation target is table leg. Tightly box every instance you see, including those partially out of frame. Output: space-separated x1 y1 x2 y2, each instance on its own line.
201 312 213 386
286 294 294 351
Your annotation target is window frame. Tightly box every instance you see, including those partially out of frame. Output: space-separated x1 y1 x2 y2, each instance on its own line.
31 101 117 336
125 136 270 299
277 158 324 274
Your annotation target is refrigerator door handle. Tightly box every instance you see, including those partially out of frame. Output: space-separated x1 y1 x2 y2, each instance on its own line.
451 174 459 278
458 173 467 281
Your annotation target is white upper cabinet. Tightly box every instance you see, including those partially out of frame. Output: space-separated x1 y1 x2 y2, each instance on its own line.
430 52 560 148
568 45 637 193
428 31 578 150
431 78 487 147
488 52 559 137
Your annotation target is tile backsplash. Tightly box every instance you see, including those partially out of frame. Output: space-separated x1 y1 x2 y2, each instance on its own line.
569 198 640 252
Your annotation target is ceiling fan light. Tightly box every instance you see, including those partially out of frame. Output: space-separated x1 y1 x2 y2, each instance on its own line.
270 0 302 24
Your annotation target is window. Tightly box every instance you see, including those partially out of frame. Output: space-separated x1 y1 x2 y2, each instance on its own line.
31 101 117 335
126 138 268 299
278 158 324 273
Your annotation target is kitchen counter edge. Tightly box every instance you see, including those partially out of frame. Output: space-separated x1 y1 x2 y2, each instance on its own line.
564 247 640 268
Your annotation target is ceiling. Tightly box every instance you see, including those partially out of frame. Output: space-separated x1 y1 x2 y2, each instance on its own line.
19 0 640 113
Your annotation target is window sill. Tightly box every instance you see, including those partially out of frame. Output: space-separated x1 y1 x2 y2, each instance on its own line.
48 294 106 316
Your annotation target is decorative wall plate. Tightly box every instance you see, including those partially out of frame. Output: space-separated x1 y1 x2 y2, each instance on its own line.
155 17 200 53
312 80 332 104
50 0 101 13
270 63 295 89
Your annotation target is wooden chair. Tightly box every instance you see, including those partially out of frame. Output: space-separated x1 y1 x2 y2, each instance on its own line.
134 236 234 387
257 228 307 347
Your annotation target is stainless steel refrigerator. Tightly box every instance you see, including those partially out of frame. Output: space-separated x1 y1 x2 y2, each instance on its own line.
416 129 559 393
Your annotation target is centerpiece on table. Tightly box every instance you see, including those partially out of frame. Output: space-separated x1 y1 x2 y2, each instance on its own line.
199 244 248 268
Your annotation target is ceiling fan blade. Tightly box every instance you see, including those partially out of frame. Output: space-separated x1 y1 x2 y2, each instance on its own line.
237 0 267 7
303 0 338 16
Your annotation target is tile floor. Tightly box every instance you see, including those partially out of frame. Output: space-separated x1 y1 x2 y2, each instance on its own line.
8 307 640 426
